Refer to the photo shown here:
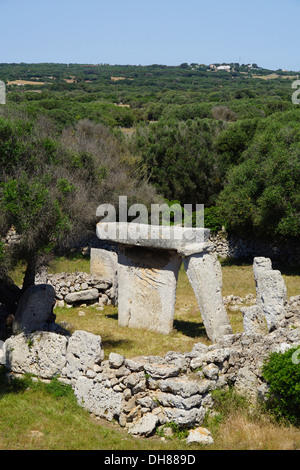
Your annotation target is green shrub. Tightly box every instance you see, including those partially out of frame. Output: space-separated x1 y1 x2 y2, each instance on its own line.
204 206 223 233
262 347 300 425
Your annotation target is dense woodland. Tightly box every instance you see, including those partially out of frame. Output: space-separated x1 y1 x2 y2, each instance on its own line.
0 62 299 306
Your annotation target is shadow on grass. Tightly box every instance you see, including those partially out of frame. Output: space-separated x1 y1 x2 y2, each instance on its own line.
105 312 118 321
0 366 32 397
174 319 208 339
101 338 134 351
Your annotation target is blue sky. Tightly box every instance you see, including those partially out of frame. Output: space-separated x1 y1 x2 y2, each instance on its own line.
0 0 299 70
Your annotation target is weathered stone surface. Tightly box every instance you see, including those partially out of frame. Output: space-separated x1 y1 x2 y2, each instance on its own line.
202 363 219 380
183 253 232 342
186 427 214 445
96 222 211 256
4 331 68 378
125 358 145 372
90 248 118 284
163 407 205 426
191 342 209 355
12 284 56 334
163 351 189 372
117 245 182 335
109 352 125 369
74 376 123 421
155 391 202 410
234 366 259 402
242 305 267 336
253 257 287 331
127 413 159 436
258 270 287 331
144 362 181 379
190 347 231 370
64 288 100 304
0 339 6 364
157 377 200 398
61 330 102 379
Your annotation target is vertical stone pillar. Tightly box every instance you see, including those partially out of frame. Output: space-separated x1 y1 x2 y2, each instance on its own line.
117 245 182 335
90 248 118 283
253 257 287 332
183 253 232 342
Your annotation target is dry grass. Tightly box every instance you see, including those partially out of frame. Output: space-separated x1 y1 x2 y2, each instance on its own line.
252 74 296 80
211 412 300 450
7 80 45 86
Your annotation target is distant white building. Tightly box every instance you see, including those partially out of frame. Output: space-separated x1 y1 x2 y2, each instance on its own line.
216 65 231 71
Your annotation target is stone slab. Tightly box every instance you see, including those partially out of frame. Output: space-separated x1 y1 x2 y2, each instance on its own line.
117 245 182 335
96 222 212 256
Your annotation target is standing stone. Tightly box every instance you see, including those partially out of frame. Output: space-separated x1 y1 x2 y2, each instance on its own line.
183 253 232 342
12 284 56 334
90 248 118 285
253 257 272 312
253 257 287 331
117 246 182 335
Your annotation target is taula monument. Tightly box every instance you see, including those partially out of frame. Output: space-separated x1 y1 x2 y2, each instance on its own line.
94 222 233 342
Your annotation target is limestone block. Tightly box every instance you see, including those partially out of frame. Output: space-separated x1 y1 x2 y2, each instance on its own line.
117 246 182 335
96 222 211 256
253 257 273 311
186 427 214 445
109 352 125 368
157 376 200 398
12 284 56 334
127 413 159 436
74 376 123 421
163 407 205 426
259 270 287 331
4 331 68 378
143 362 181 379
234 366 259 402
253 257 287 331
241 305 267 336
183 253 232 342
61 330 102 380
155 391 202 410
64 288 99 304
90 248 118 285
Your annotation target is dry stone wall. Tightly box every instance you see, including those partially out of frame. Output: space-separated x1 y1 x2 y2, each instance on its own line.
1 322 300 437
35 271 117 307
210 231 299 266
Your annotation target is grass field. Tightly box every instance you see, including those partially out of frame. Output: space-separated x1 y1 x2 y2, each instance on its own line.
2 255 299 450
